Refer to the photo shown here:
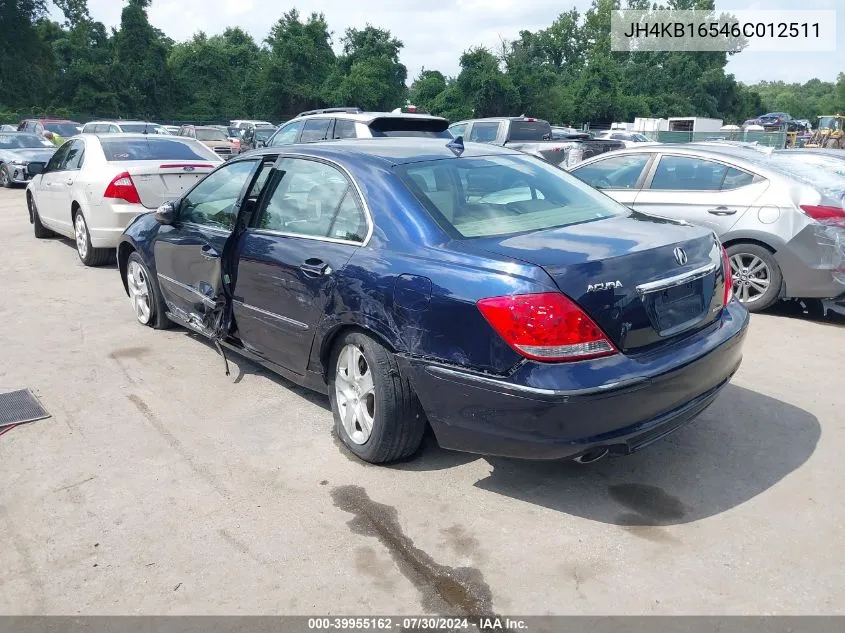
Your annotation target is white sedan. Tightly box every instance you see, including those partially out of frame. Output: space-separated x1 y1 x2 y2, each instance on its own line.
26 134 223 266
594 131 661 148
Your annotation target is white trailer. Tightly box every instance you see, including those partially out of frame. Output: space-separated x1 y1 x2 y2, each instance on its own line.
667 117 724 133
634 117 668 132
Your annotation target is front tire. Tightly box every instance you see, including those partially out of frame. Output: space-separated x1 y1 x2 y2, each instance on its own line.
28 193 54 238
328 331 425 464
73 210 112 266
726 243 782 312
125 251 172 330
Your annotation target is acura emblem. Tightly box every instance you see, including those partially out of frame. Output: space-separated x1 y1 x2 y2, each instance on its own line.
673 247 688 265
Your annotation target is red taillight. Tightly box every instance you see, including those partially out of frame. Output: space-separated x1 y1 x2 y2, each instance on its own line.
525 118 536 122
476 293 617 362
722 246 733 305
104 171 140 204
800 204 845 227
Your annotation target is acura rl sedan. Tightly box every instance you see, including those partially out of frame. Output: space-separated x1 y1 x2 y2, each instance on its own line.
117 138 748 464
26 134 223 266
569 144 845 311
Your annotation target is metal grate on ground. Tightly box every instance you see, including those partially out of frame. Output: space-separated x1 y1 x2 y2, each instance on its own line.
0 389 51 428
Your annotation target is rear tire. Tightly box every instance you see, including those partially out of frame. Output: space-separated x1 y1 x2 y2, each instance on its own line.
28 193 54 238
726 243 782 312
328 331 425 464
73 210 112 266
0 165 12 188
125 251 173 330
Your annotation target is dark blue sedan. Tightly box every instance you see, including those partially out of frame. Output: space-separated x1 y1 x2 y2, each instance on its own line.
117 138 749 464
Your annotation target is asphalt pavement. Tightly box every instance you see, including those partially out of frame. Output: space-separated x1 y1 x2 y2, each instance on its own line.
1 186 843 615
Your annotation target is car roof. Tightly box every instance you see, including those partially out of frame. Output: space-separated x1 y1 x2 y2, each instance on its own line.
451 116 549 124
294 111 447 124
236 137 522 166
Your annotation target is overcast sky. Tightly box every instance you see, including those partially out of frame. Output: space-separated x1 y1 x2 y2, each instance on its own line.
75 0 842 85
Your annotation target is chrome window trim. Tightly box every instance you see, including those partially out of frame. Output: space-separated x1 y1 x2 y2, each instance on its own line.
635 261 718 295
261 153 374 246
233 299 309 330
157 273 216 307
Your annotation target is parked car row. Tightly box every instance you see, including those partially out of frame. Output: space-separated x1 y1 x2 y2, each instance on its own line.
568 143 845 311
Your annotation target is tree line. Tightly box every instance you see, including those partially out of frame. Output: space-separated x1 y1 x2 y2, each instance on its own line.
1 0 843 126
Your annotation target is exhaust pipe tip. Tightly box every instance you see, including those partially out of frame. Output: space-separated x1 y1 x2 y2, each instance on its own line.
573 448 610 465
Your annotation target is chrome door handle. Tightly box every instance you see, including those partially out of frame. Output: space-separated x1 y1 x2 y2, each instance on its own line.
64 178 74 186
299 258 331 277
707 207 736 216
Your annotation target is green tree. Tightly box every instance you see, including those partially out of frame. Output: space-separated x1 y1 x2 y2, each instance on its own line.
330 26 407 111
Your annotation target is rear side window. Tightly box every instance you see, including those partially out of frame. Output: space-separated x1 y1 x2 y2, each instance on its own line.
448 123 467 138
649 156 727 191
100 138 219 162
572 154 651 190
722 167 755 190
508 120 552 141
368 117 450 138
397 155 625 238
257 158 367 243
468 122 500 143
333 119 357 139
300 119 332 143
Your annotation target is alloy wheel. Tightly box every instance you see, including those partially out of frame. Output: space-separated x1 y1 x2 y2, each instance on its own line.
74 213 88 260
126 260 152 324
335 344 376 445
730 253 770 304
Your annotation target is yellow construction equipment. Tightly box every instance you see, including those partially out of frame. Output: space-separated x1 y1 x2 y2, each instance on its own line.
805 114 845 149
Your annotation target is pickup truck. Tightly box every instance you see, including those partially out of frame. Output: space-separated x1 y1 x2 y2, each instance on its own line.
447 116 624 167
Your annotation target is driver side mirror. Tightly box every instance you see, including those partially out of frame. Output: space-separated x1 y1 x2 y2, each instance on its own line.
27 162 45 175
257 139 267 148
154 200 177 224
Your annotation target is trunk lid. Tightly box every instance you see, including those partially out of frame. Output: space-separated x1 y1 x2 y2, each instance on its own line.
469 213 726 352
119 160 217 208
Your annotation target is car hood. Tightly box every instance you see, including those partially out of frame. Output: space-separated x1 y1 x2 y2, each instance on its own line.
0 147 55 162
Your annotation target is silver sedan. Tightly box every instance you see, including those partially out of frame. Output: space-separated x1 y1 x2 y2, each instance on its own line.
569 144 845 311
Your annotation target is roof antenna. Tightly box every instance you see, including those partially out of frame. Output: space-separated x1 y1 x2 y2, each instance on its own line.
446 135 464 156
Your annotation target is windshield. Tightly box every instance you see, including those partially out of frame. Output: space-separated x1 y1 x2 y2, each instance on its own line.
45 122 80 137
396 155 625 238
227 127 240 137
817 117 842 131
100 138 221 162
195 129 228 141
255 127 275 141
0 133 54 149
369 117 450 138
119 123 159 134
508 120 553 141
631 133 650 142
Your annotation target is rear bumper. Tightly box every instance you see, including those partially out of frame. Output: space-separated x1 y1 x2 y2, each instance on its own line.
399 301 749 460
776 223 845 299
87 201 149 248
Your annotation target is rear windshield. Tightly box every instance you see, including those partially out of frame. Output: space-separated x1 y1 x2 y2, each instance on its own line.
100 138 220 162
368 117 450 138
119 123 159 134
44 122 79 137
0 133 54 149
195 128 228 141
507 120 552 141
396 155 625 238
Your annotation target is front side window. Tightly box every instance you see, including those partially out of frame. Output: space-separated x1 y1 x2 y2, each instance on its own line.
468 122 500 143
44 141 72 172
179 160 257 231
571 154 651 190
269 121 303 146
398 155 626 238
649 156 727 191
63 140 85 170
300 119 332 143
256 158 367 242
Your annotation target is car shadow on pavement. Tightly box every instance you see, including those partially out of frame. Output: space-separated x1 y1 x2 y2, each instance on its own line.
467 384 820 526
54 236 118 269
766 298 845 328
183 330 331 411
